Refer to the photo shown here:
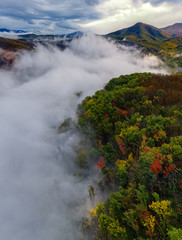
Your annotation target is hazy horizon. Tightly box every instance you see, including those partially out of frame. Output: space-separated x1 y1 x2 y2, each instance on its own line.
0 21 181 36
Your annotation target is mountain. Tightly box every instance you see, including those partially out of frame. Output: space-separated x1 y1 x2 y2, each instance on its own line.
161 23 182 37
0 28 27 33
17 31 84 51
106 22 170 42
105 22 182 69
0 23 181 70
19 33 62 40
0 30 84 67
65 31 84 38
17 31 83 42
0 28 11 32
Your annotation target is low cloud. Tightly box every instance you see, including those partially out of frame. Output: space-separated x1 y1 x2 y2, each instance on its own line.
0 35 167 240
0 31 33 39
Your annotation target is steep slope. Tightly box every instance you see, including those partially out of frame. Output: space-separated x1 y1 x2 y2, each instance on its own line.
0 37 34 67
106 22 182 69
158 37 182 67
78 73 182 239
0 37 34 51
161 23 182 37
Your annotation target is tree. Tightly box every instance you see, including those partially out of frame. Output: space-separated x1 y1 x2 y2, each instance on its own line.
98 213 127 240
168 227 182 240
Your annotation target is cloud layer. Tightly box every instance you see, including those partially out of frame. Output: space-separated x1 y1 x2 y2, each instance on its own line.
81 0 182 34
0 0 181 34
0 35 167 240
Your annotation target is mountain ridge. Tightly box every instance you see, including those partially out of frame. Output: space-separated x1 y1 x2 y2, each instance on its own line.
1 22 182 39
106 22 171 41
105 22 182 69
0 28 27 33
0 22 182 69
161 23 182 37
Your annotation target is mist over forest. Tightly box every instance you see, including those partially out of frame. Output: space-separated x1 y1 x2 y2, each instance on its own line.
0 35 168 240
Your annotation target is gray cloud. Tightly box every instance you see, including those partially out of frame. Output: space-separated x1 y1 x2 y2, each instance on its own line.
0 0 101 33
139 0 181 4
0 35 167 240
0 0 181 34
79 0 182 34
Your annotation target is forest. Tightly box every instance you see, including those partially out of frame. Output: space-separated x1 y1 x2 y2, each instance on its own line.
77 73 182 239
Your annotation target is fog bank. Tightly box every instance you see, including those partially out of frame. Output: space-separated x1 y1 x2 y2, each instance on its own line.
0 35 167 240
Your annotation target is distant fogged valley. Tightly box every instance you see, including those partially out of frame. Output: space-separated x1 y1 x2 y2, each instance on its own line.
0 35 168 240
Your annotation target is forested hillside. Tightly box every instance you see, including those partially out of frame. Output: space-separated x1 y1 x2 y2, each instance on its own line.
78 73 182 239
106 23 182 69
0 37 34 66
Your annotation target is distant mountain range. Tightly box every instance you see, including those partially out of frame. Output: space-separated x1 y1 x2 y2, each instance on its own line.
18 31 83 39
0 22 182 39
0 28 27 33
0 28 83 39
0 23 182 69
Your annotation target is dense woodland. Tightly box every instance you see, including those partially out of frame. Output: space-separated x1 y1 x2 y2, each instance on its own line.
77 73 182 239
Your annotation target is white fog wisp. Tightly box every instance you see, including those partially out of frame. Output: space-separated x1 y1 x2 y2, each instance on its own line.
0 35 167 240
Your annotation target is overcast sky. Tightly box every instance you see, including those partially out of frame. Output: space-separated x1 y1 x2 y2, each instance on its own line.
0 0 181 34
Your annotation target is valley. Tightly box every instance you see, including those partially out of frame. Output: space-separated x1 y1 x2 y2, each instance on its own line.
0 22 181 240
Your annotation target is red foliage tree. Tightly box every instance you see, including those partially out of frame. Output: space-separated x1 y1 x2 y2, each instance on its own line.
122 110 128 115
118 139 126 155
150 158 176 177
163 164 176 177
96 156 106 169
149 159 162 175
